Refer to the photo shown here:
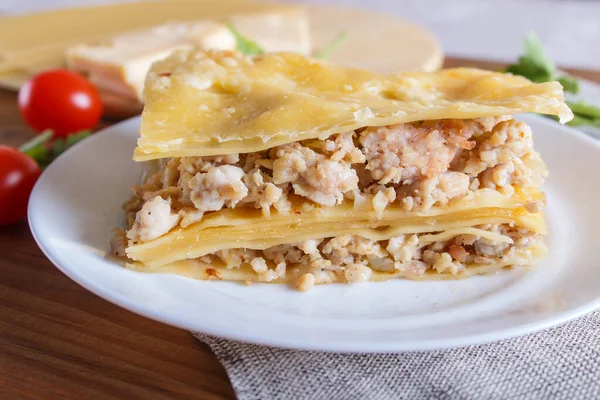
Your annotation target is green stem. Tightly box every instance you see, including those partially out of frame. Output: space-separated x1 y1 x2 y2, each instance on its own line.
314 32 347 60
18 129 53 153
567 101 600 119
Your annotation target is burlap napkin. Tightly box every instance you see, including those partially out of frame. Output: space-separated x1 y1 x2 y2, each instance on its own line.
193 77 600 399
194 310 600 400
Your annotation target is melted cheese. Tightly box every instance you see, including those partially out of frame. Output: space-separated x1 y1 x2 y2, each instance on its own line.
132 187 541 237
417 227 513 248
126 188 545 267
134 50 573 160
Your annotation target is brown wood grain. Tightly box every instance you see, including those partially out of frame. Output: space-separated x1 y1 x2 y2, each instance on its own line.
1 57 599 400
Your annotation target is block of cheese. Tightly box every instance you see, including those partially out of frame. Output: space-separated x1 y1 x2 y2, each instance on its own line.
66 21 237 101
65 8 311 102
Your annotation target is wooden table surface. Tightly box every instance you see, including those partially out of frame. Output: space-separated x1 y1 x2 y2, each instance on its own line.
1 57 598 400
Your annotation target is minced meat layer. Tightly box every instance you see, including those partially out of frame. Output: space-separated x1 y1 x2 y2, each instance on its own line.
195 223 539 291
123 117 547 242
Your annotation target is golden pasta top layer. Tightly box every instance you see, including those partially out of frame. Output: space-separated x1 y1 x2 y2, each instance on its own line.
134 49 572 160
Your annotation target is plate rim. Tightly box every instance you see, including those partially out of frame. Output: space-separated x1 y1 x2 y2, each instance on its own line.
28 115 600 353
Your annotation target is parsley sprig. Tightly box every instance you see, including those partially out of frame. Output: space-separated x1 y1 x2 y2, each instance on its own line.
226 24 346 60
314 32 347 60
506 33 600 127
227 23 264 55
19 129 91 169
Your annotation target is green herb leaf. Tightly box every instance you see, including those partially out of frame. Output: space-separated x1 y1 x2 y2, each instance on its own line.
66 130 91 145
567 100 600 120
505 60 552 83
18 129 92 169
505 33 555 82
557 101 600 128
227 23 264 55
314 32 347 60
556 75 580 94
565 114 598 127
505 32 580 92
522 32 555 76
505 33 600 128
53 130 91 157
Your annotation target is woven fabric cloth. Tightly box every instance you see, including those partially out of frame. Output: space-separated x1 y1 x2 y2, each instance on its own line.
194 310 600 400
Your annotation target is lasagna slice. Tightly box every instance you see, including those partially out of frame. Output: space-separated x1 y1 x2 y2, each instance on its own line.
111 50 572 291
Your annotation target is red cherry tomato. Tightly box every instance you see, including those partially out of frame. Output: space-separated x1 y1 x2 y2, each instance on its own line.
0 146 42 225
18 69 103 138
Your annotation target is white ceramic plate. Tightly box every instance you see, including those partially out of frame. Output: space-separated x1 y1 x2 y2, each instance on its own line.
29 115 600 353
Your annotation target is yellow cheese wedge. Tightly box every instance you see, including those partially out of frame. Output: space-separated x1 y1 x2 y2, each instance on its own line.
64 8 313 101
0 0 285 89
65 21 237 100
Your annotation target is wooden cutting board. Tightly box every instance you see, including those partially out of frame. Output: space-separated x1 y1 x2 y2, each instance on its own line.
0 1 442 117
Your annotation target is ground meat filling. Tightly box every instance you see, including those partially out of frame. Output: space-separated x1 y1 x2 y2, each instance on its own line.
272 141 360 206
359 119 478 185
122 117 546 242
191 224 540 291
